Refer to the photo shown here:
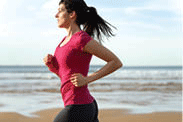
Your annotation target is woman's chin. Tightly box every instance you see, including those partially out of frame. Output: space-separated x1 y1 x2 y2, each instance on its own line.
57 23 69 28
58 25 63 28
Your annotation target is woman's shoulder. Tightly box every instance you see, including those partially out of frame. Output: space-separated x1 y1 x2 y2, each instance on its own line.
72 30 92 50
79 30 92 41
78 30 90 37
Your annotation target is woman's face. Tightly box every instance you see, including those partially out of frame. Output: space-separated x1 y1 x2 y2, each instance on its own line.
55 4 71 28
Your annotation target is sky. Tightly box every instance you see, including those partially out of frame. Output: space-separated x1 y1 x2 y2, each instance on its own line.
0 0 182 66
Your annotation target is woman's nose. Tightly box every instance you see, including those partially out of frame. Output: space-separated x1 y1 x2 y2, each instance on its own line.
55 12 58 18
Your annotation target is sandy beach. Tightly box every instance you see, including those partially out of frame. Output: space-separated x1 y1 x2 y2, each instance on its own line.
0 108 182 122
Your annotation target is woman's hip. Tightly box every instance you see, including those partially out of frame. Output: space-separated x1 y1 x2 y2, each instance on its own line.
54 99 99 122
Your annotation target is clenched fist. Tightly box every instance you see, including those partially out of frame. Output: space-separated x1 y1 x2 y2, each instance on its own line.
43 54 54 66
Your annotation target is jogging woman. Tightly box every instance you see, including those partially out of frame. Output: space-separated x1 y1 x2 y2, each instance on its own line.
43 0 122 122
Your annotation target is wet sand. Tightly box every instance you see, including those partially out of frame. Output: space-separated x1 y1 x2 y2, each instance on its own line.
0 108 181 122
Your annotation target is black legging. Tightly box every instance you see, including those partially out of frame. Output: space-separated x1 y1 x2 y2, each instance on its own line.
53 99 99 122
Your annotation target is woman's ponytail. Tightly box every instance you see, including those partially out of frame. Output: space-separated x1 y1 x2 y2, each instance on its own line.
84 7 116 43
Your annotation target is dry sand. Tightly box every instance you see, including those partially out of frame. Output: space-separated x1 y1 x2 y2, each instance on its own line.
0 108 182 122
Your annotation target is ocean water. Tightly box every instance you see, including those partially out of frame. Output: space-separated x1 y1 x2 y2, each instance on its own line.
0 65 182 117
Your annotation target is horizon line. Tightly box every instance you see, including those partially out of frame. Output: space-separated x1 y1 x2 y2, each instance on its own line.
0 65 182 67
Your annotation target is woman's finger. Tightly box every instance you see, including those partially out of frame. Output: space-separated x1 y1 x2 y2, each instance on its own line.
73 82 78 87
70 76 76 81
71 73 80 77
48 54 53 59
71 80 75 83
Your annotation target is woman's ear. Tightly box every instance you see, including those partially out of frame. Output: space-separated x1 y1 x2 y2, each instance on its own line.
69 11 76 19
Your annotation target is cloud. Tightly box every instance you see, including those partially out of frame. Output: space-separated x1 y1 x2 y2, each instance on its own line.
146 0 180 9
40 29 65 37
0 23 10 37
99 0 181 15
98 0 182 34
27 6 37 12
100 6 180 16
0 17 36 38
42 0 60 10
0 0 7 13
0 21 26 37
111 20 164 32
36 0 60 19
180 0 183 31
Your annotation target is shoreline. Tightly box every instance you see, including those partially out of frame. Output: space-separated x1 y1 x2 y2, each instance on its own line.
0 108 182 122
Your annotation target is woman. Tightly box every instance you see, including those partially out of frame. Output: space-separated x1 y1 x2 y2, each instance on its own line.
43 0 122 122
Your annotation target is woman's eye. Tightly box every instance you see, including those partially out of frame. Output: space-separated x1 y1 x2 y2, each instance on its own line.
60 9 65 12
58 9 65 13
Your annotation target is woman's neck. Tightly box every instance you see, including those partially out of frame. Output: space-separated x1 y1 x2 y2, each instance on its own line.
65 23 81 38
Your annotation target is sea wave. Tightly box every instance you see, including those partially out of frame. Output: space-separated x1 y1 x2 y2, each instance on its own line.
0 77 181 80
0 82 181 94
0 73 182 80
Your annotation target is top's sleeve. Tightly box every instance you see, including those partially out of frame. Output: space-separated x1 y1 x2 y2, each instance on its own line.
79 32 92 51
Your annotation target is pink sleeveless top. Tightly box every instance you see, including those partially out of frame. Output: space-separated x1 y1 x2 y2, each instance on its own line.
48 30 94 107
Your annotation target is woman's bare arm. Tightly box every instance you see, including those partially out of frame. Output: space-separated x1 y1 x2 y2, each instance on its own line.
83 39 123 84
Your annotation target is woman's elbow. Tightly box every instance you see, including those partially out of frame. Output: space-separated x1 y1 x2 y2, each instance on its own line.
118 60 123 68
114 58 123 69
